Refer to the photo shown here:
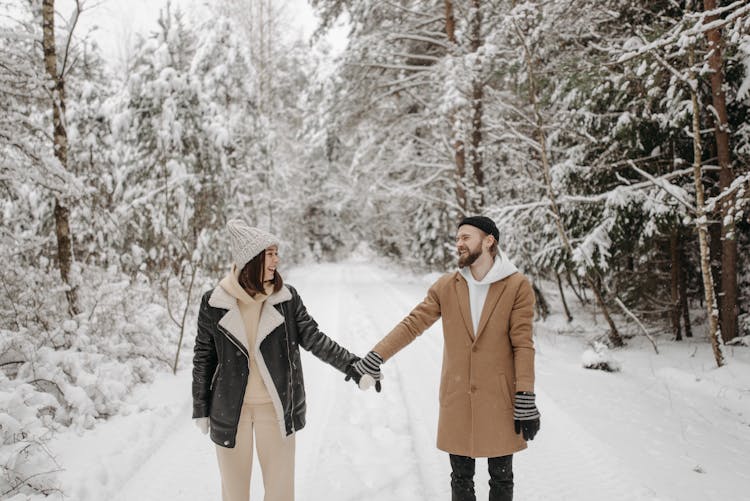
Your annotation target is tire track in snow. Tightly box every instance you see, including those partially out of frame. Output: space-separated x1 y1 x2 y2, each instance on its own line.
348 264 449 500
293 262 430 501
291 263 348 498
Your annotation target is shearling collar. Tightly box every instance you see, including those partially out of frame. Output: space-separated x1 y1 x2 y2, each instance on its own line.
207 283 293 354
208 283 292 311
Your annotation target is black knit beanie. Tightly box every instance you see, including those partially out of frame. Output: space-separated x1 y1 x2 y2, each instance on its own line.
458 216 499 242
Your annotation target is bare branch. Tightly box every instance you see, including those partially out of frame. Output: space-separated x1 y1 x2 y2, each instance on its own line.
381 0 435 18
387 33 448 49
60 0 81 77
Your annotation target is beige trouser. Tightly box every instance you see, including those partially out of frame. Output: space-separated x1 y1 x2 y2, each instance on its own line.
215 402 295 501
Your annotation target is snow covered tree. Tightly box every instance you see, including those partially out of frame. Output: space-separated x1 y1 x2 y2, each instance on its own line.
311 0 514 266
702 0 739 342
111 5 221 275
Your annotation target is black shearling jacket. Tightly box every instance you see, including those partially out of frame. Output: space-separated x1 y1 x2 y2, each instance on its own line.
192 283 357 448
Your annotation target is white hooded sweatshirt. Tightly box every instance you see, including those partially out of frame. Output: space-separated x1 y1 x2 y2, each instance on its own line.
459 251 518 336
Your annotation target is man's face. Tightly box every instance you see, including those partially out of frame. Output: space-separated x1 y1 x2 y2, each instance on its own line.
456 225 485 268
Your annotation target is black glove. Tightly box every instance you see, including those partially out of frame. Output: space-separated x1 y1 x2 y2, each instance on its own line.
513 391 540 441
344 351 383 392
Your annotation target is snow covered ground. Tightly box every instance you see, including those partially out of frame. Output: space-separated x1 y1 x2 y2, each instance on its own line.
46 260 750 501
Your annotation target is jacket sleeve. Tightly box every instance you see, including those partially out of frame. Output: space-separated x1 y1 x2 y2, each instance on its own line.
372 277 443 361
509 277 535 393
290 287 357 373
192 291 218 418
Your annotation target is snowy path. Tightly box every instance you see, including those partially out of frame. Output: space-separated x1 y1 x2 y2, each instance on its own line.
50 261 750 500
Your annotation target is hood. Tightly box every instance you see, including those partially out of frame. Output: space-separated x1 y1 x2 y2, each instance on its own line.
219 264 268 305
459 251 518 285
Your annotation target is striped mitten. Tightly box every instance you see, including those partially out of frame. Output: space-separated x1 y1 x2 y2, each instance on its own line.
345 351 383 392
513 391 540 441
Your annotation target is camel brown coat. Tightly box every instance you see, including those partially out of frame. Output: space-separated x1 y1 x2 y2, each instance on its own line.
373 270 535 458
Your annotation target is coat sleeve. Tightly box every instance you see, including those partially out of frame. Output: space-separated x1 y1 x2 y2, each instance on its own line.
192 291 218 418
509 277 535 393
290 288 357 373
372 277 444 361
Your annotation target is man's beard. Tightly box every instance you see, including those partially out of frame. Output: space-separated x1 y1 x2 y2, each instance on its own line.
458 246 482 268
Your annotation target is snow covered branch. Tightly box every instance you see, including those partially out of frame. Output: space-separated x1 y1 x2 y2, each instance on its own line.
615 2 750 65
628 161 696 214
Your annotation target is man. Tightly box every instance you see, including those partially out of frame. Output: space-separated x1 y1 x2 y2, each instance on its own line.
348 216 540 501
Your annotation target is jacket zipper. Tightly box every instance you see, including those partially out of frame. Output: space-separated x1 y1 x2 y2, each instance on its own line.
217 325 249 443
210 365 220 390
281 303 295 434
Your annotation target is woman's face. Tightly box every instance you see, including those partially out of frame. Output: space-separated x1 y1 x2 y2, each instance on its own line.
263 245 279 282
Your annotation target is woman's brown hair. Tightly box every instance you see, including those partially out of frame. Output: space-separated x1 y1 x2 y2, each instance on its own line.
238 248 283 296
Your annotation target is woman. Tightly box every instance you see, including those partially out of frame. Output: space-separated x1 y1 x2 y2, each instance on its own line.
192 219 362 501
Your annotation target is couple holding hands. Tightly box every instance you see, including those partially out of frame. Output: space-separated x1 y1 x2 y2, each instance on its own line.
192 216 540 501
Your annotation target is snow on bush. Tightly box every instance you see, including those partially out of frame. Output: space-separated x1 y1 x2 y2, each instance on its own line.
582 342 622 372
0 264 181 498
726 335 750 347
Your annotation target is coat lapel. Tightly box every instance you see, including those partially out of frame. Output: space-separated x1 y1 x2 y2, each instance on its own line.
256 286 291 346
454 274 476 340
209 286 249 353
475 278 509 340
210 284 294 352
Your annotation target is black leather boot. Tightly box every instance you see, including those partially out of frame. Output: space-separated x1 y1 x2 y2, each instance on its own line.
488 455 513 501
449 454 476 501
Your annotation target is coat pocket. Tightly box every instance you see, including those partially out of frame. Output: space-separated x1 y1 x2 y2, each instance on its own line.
439 375 465 407
496 373 512 410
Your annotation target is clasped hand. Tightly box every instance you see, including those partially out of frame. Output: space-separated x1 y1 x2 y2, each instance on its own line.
345 351 384 392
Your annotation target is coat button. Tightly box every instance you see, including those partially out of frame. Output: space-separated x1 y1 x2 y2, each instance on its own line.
470 385 477 393
224 440 230 446
236 351 241 356
471 346 477 352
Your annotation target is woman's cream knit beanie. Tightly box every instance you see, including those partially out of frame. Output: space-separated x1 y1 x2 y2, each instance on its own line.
227 219 279 271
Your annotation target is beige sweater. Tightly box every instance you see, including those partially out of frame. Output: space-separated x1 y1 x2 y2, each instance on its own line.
219 265 273 404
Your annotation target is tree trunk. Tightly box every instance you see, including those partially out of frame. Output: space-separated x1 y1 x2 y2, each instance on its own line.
172 265 198 375
703 0 738 343
42 0 79 316
444 0 467 215
689 45 724 367
708 215 722 297
468 0 484 210
556 271 573 322
678 232 693 338
669 141 692 339
565 266 588 306
669 229 682 340
532 282 549 320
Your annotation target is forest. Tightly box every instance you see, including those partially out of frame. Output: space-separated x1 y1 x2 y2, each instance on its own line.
0 0 749 498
